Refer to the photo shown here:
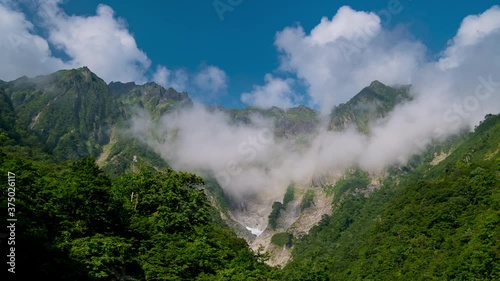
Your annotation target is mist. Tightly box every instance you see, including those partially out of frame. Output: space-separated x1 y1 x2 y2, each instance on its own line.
130 6 500 201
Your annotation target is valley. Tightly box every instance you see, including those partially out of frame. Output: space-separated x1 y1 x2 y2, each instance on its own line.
1 67 499 280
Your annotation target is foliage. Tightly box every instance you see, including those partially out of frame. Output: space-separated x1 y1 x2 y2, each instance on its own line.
300 190 315 211
271 232 293 248
268 201 284 230
323 169 369 200
284 114 500 280
0 152 280 280
283 184 295 206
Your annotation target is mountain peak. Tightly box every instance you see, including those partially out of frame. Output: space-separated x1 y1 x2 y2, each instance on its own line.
78 66 92 81
53 66 104 84
329 81 412 133
369 80 385 88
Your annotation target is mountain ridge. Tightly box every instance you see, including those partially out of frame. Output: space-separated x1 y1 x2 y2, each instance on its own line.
0 66 411 173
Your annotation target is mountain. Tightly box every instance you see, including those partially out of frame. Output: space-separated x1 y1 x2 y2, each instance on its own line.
220 105 320 140
1 67 499 280
2 67 119 161
282 114 500 280
0 88 17 143
0 68 408 170
109 81 192 120
329 80 412 133
0 67 191 175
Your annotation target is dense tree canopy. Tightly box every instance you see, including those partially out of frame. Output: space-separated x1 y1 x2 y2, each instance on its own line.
0 153 280 280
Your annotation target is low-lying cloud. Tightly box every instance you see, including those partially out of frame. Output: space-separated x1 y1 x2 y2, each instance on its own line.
132 5 500 200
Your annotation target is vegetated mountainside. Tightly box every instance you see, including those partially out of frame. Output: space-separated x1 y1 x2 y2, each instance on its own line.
0 88 18 143
0 152 281 280
2 67 498 280
2 67 119 161
109 81 192 120
282 114 500 280
99 81 194 177
0 67 194 176
329 80 412 134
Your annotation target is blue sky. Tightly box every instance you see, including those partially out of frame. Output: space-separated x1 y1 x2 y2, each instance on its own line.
58 0 500 108
1 0 500 109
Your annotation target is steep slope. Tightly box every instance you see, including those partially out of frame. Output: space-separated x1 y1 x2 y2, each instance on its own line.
100 81 193 176
0 88 18 143
329 80 411 133
3 67 119 161
283 114 500 280
0 68 195 176
109 81 192 120
0 151 281 280
201 82 415 266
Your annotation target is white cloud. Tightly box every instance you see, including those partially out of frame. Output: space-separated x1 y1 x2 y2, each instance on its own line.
308 6 381 45
153 65 188 91
0 0 229 93
241 74 298 108
0 3 66 81
135 4 500 198
438 6 500 70
41 2 151 83
194 65 228 94
274 5 425 113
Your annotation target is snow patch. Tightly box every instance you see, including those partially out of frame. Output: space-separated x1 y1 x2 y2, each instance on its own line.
245 226 263 237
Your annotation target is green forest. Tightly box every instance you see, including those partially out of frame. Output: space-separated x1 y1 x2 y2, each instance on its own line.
283 114 500 280
0 152 281 280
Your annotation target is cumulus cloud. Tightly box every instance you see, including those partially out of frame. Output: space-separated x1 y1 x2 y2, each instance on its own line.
274 5 425 113
0 0 228 94
194 65 228 94
38 1 151 83
241 74 299 108
0 2 66 80
438 5 500 70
